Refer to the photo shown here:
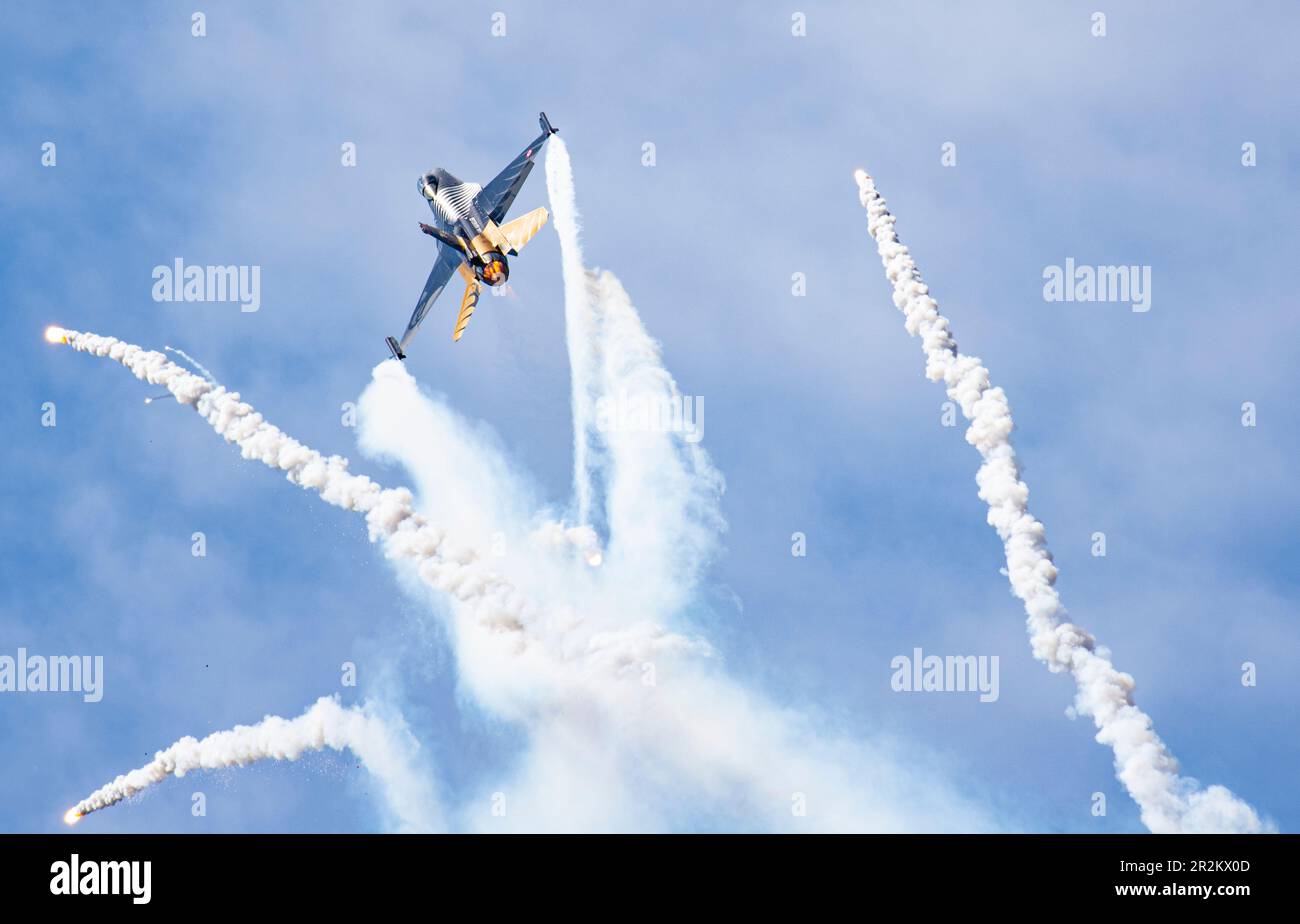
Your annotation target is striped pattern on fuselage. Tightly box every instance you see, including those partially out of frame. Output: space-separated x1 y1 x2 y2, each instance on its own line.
431 181 483 225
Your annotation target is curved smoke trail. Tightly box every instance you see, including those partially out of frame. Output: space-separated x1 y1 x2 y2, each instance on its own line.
45 327 699 676
67 696 440 832
546 139 723 607
52 318 987 831
853 169 1268 834
51 145 1091 834
356 362 999 831
340 153 998 833
588 270 724 612
48 320 703 826
164 345 216 383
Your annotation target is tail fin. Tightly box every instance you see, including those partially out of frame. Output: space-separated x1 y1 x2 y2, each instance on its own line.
385 336 406 360
539 112 558 135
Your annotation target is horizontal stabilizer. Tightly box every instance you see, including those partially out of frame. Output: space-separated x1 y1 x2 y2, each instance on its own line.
499 207 549 255
453 267 480 342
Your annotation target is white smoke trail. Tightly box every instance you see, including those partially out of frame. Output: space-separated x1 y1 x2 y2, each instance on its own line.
545 137 603 529
47 328 701 683
53 146 1041 835
346 152 1000 833
546 138 722 610
49 323 715 827
50 321 997 831
588 270 724 613
853 170 1269 834
67 696 441 832
164 345 216 383
354 357 711 725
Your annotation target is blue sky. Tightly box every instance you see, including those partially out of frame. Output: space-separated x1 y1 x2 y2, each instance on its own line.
1 1 1296 832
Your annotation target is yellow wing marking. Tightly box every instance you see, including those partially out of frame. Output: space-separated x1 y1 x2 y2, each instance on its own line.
498 207 549 255
452 271 480 342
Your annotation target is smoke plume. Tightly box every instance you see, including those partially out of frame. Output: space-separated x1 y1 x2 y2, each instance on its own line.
338 145 1000 831
545 138 603 529
164 345 216 383
68 696 440 832
545 137 723 611
853 168 1269 834
48 327 699 676
53 141 1167 834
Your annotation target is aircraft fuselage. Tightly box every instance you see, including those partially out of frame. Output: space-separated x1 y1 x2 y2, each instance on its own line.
418 168 511 287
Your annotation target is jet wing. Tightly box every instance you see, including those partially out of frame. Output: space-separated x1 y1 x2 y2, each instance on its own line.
397 243 463 354
474 112 558 224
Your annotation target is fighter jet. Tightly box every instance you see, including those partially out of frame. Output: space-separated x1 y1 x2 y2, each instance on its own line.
385 112 559 360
